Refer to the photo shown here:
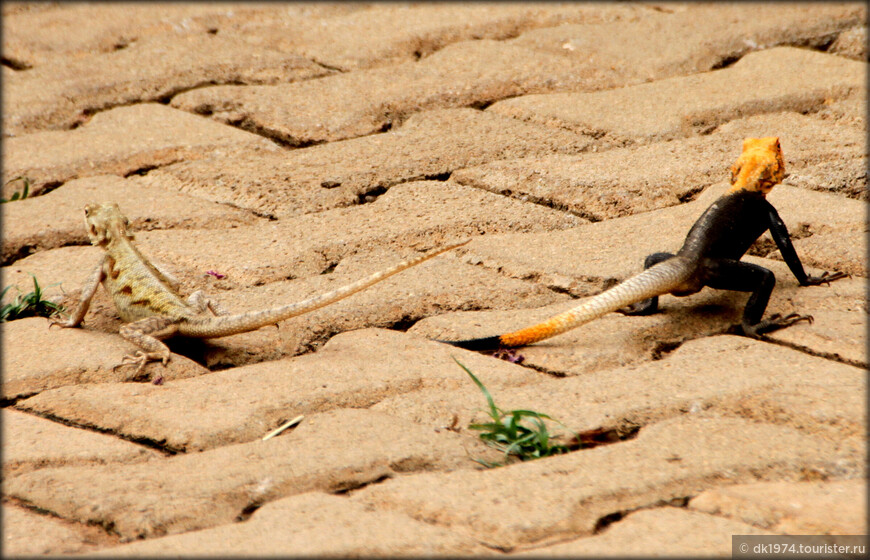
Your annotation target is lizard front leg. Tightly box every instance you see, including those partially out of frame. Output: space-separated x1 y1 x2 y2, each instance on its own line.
766 206 849 288
50 259 106 328
117 316 179 382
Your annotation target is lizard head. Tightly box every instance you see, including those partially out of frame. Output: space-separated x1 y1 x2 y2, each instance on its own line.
83 202 134 246
728 137 785 196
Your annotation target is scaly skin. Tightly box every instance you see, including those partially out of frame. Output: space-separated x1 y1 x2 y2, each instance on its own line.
498 256 694 347
52 202 468 380
443 137 847 351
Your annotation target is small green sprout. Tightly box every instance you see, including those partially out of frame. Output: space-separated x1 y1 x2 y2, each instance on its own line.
455 357 574 467
1 275 66 322
2 176 31 203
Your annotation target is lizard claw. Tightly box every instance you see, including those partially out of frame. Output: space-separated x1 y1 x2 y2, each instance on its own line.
151 355 170 384
114 350 170 383
617 296 659 316
806 271 849 286
113 351 145 372
48 317 74 329
738 312 813 337
776 312 813 326
617 302 644 315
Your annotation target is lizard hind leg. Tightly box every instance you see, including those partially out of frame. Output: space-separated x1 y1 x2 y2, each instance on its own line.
618 252 675 316
117 317 178 380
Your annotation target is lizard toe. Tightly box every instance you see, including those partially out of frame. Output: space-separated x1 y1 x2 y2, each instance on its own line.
739 313 813 337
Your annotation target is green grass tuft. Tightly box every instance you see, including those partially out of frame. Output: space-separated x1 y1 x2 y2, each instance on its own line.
455 357 574 467
1 274 66 322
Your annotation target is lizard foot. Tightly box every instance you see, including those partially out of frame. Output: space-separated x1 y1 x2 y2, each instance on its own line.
617 296 659 316
48 317 77 329
617 302 657 316
735 312 813 338
805 271 849 286
113 351 169 383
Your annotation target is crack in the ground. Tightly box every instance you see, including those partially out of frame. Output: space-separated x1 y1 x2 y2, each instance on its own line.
650 339 685 360
485 187 597 221
347 172 454 206
11 406 179 455
805 33 841 53
151 80 246 104
231 471 393 524
761 336 867 369
459 256 615 299
221 115 328 149
122 164 164 178
468 99 497 111
1 394 34 408
2 237 96 267
677 184 707 203
1 56 32 70
355 185 389 204
309 58 347 74
277 311 431 360
33 179 64 197
70 99 158 130
574 422 641 450
692 326 864 368
1 243 40 267
701 33 840 73
545 282 582 298
593 496 692 534
710 53 742 70
234 501 262 523
3 496 123 541
56 80 264 131
331 473 393 495
383 314 421 333
509 358 570 378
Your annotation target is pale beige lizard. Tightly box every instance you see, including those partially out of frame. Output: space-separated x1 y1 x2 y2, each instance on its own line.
52 202 468 380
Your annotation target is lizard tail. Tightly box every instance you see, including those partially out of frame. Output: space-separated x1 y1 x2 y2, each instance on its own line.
185 240 470 338
442 257 694 350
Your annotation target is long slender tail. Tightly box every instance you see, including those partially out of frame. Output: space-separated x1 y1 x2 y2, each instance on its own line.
184 240 469 338
443 257 694 350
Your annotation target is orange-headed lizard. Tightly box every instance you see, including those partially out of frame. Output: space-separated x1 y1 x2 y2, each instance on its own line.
52 202 468 379
441 137 846 351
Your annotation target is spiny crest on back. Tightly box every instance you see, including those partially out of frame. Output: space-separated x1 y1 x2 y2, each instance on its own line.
84 202 134 246
728 136 785 195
